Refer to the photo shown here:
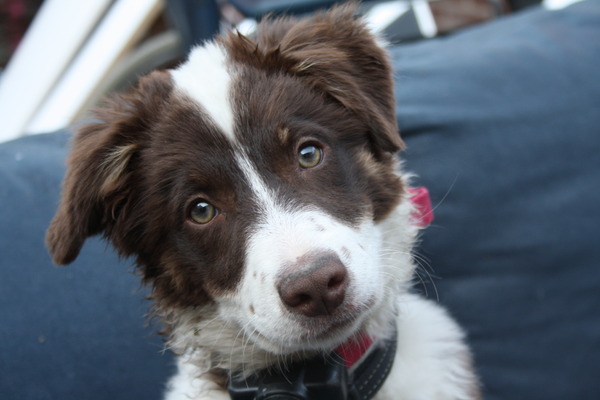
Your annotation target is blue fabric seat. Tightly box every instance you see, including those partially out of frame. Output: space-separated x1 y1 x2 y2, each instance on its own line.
393 2 600 398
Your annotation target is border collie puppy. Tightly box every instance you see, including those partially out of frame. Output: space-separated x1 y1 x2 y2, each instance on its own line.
47 5 481 399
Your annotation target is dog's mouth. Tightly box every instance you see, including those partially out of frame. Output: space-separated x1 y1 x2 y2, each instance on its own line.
248 318 359 355
245 299 376 355
311 316 360 341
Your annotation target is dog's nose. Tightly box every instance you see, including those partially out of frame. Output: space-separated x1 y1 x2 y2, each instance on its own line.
277 253 348 317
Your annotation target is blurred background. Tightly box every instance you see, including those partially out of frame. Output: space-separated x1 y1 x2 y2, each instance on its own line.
0 0 569 144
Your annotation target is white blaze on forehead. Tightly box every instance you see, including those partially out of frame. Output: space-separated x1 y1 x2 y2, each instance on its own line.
236 152 279 216
235 151 317 261
170 41 236 140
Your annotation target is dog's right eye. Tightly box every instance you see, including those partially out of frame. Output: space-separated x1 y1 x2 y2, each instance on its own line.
189 200 217 224
298 144 323 169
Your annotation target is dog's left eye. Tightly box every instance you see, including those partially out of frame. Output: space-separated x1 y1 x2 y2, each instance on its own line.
298 145 323 169
189 200 217 224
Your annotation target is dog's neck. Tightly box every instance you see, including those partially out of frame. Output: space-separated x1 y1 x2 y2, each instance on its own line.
227 328 398 400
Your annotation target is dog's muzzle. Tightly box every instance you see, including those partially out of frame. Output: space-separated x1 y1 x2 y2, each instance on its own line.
228 187 432 399
227 328 397 400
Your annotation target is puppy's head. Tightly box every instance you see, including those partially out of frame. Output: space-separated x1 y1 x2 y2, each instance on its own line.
47 5 415 358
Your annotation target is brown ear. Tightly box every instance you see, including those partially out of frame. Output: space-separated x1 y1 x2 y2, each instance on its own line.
46 71 172 265
226 4 404 154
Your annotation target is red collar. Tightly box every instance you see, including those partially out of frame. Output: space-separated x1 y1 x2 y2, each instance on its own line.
408 186 434 227
335 332 374 368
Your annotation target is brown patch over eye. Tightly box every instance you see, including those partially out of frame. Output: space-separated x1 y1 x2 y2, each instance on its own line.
189 200 218 224
298 144 323 169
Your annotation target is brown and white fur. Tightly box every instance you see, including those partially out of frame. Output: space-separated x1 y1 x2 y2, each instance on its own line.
47 5 481 399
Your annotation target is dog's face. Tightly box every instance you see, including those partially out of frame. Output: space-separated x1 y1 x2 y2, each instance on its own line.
47 7 416 358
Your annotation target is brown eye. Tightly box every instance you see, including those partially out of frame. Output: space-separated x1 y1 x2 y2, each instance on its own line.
189 200 217 224
298 145 323 169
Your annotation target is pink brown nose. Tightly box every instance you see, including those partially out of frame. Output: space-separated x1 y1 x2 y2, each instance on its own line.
277 252 348 317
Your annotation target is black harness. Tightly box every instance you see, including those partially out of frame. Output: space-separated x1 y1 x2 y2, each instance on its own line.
227 329 397 400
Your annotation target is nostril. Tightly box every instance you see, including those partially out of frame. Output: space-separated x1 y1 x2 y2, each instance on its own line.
298 293 311 303
287 292 311 308
328 273 345 289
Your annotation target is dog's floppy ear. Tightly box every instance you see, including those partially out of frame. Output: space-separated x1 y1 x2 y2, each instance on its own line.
232 4 404 154
46 71 172 265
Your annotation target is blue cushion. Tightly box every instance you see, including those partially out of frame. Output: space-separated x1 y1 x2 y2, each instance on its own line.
394 2 600 399
0 133 173 399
